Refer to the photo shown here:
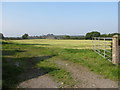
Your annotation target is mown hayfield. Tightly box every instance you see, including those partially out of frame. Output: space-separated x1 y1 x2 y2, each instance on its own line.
10 39 93 49
2 39 119 88
9 39 112 49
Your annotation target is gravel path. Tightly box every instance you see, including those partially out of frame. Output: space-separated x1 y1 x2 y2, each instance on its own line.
17 57 59 88
17 58 118 88
17 74 59 88
53 59 118 88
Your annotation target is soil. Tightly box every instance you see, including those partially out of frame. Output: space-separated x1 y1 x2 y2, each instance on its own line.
53 59 118 88
17 58 118 88
17 74 59 88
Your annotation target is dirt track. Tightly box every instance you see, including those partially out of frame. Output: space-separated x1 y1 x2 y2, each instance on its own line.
17 58 118 88
53 59 118 88
18 74 58 88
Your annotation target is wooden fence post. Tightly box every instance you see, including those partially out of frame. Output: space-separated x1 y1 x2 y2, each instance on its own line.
112 35 119 65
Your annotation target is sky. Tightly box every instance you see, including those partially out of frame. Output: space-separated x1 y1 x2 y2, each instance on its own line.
1 2 118 37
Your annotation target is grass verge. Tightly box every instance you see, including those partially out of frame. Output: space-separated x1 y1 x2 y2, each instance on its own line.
58 49 119 80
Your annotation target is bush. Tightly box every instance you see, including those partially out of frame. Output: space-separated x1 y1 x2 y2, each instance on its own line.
86 31 100 39
22 34 29 39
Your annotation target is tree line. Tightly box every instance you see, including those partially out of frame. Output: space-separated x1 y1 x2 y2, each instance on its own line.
85 32 120 40
1 31 120 40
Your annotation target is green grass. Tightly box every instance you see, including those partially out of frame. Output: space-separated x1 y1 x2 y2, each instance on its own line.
36 59 75 88
2 40 75 88
57 49 119 80
9 39 112 49
9 39 93 49
2 39 119 88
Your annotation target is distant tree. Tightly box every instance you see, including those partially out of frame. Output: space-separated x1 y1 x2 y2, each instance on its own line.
85 32 92 39
64 35 70 39
86 31 101 39
100 34 108 37
47 34 54 36
22 34 29 39
0 33 4 39
108 33 120 37
100 33 120 37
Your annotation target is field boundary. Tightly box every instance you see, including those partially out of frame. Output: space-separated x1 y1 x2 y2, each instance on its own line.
92 37 112 62
92 35 120 65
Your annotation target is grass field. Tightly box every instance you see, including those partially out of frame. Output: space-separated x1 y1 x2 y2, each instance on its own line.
2 39 119 88
9 39 93 49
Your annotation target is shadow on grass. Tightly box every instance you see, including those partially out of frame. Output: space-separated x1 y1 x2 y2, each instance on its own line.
2 55 57 88
16 43 51 46
2 50 26 56
2 41 13 45
2 41 51 46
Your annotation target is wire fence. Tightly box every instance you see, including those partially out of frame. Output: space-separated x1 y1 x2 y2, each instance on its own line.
92 37 112 62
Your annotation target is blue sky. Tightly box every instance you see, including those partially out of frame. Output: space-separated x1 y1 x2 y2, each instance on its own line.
2 2 118 37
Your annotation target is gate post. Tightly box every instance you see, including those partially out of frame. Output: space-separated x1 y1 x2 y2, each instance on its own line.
112 35 119 65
